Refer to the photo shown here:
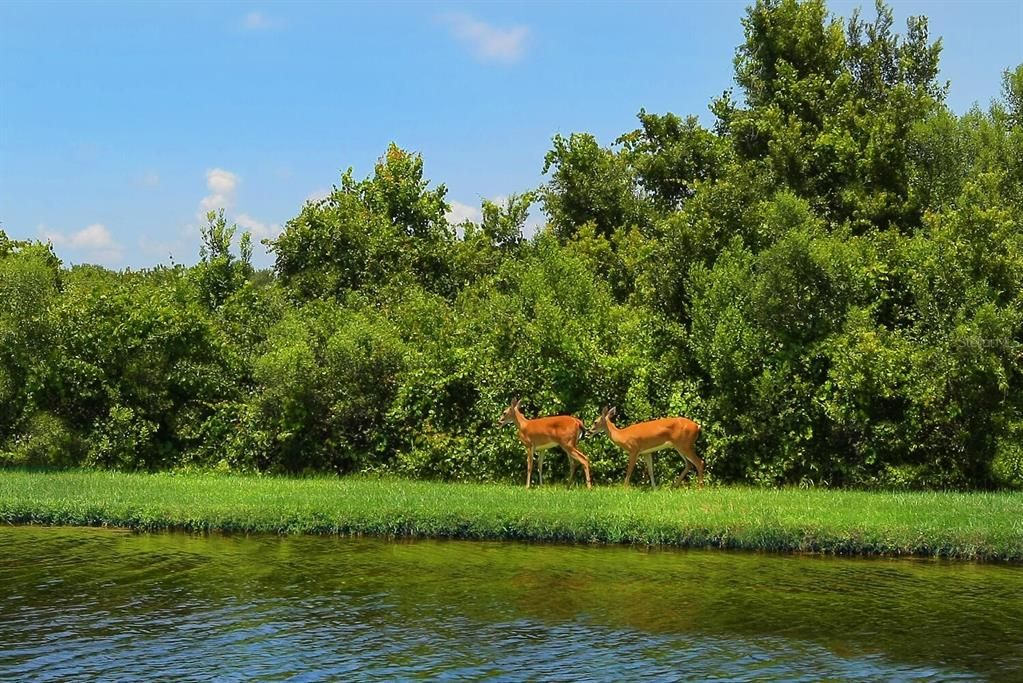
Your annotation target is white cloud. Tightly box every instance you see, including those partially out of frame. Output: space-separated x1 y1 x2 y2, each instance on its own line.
39 223 123 265
138 171 160 187
240 11 273 31
235 212 281 240
446 199 482 225
305 188 331 203
42 223 115 249
206 168 238 196
442 12 529 64
198 168 240 218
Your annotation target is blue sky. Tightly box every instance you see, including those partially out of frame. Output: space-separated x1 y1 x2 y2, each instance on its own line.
1 1 1020 269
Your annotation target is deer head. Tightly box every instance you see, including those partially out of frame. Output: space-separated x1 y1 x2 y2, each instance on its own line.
498 398 521 427
589 406 616 436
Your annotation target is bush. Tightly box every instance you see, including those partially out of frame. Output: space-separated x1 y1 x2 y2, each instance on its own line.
2 6 1021 489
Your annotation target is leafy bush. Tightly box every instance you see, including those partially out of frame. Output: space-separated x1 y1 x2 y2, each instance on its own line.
2 4 1021 489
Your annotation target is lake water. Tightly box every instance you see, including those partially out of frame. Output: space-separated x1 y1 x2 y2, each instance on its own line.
1 527 1021 681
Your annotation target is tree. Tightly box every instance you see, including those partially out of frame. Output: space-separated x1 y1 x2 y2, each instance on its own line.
0 235 62 460
193 209 253 310
1003 65 1023 129
540 133 647 239
270 143 457 300
481 192 532 249
618 110 728 212
714 0 945 230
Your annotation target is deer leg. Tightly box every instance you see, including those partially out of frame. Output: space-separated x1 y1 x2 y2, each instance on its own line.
645 454 656 489
526 446 534 488
677 443 705 488
672 457 693 488
567 452 578 487
538 452 545 486
624 451 639 487
567 447 593 489
564 445 597 488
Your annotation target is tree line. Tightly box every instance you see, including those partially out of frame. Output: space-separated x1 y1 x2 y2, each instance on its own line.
2 0 1021 488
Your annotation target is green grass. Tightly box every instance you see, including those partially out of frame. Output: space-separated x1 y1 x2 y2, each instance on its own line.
1 470 1021 560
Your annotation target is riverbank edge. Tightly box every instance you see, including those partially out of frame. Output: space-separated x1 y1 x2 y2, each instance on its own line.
2 470 1021 561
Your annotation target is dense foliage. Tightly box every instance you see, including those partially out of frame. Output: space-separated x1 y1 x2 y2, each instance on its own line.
2 0 1021 488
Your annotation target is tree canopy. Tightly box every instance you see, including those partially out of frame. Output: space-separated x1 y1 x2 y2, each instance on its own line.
2 1 1021 489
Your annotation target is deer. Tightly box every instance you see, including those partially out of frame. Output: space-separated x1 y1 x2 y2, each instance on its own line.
498 398 592 489
588 406 704 488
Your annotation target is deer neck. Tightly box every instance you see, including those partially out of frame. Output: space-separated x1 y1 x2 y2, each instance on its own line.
512 406 528 429
605 418 625 445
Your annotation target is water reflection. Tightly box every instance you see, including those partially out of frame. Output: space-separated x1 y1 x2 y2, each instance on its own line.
1 527 1018 681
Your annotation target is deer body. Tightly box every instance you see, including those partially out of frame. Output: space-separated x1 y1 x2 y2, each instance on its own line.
590 407 703 488
499 399 592 489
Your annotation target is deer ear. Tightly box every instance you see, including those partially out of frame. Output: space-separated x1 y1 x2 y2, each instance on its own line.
513 397 521 407
608 407 617 418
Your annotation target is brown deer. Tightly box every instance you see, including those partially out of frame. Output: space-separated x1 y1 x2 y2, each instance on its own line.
498 398 592 488
589 406 703 487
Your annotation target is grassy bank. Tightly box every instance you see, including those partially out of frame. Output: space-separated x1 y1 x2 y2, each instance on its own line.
1 470 1021 560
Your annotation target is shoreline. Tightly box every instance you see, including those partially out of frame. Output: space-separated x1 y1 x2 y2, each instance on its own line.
2 470 1020 562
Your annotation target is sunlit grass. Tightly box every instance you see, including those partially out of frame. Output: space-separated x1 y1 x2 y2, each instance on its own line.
1 470 1021 560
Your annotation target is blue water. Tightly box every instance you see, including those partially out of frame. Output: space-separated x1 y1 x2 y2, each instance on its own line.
1 527 1020 681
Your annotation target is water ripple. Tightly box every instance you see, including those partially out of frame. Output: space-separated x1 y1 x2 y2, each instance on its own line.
1 528 1015 681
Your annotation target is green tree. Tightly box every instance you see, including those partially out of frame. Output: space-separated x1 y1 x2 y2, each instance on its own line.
270 144 457 300
540 133 647 239
193 209 253 310
618 110 729 212
453 193 532 289
715 0 945 230
0 235 63 462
